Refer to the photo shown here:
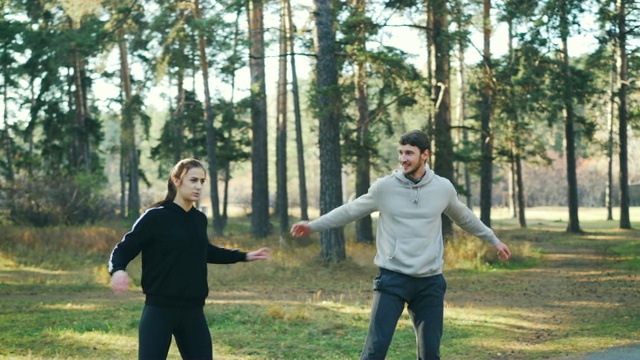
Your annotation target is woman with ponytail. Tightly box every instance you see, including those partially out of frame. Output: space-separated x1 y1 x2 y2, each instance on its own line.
108 158 271 359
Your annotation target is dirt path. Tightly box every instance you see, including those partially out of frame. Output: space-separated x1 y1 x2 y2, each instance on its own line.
445 237 640 359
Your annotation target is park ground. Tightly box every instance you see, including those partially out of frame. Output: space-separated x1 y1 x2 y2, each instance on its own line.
0 206 638 359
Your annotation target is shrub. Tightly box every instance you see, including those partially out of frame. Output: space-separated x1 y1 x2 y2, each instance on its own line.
3 171 115 226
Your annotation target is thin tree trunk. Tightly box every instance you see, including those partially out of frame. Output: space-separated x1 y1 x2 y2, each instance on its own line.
353 0 373 244
248 0 271 237
426 1 436 160
617 0 631 229
314 0 346 262
606 62 615 221
560 4 581 233
118 28 140 218
286 0 309 221
222 8 243 228
507 19 526 228
479 0 493 227
515 153 526 228
194 0 223 235
1 48 14 182
66 18 91 170
455 12 471 209
431 0 454 239
276 0 289 234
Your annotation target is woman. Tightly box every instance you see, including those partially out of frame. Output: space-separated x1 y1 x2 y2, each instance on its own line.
108 158 271 360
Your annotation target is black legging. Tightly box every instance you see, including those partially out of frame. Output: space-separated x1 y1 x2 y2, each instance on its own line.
138 304 212 360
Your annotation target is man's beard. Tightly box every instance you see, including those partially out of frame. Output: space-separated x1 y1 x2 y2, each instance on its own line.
403 163 420 177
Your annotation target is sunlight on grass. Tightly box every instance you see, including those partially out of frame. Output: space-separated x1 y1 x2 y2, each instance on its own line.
43 303 104 311
446 306 552 332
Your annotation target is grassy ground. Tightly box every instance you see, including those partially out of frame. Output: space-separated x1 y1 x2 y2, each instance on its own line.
0 207 638 359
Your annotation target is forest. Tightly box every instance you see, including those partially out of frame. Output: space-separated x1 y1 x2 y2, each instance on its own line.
1 0 638 262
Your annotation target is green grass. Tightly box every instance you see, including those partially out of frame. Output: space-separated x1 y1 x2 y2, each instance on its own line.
0 206 639 359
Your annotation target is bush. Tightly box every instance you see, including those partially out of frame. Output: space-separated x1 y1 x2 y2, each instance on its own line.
3 172 115 226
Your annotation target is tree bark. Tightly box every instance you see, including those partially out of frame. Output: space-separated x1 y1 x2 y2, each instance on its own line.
276 0 289 234
314 0 346 262
118 27 140 218
194 0 223 235
479 0 493 227
605 63 615 221
559 3 581 233
1 46 14 183
353 0 373 244
454 3 471 209
286 0 309 221
616 0 631 229
248 0 271 237
69 18 90 170
431 0 454 239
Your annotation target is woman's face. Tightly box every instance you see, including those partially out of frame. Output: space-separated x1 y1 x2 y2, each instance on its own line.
174 167 206 204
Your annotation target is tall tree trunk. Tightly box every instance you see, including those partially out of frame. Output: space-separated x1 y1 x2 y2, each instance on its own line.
286 0 309 221
276 0 289 234
426 1 435 159
194 0 223 235
455 9 471 209
353 0 373 244
479 0 493 227
616 0 631 229
222 8 243 228
118 28 140 218
70 19 90 170
1 48 14 183
507 17 526 227
559 3 581 233
248 0 271 237
314 0 346 262
606 62 615 221
431 0 454 239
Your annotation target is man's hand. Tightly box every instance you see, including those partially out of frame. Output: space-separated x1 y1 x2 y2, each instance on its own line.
246 247 272 261
290 222 312 238
495 242 511 260
111 270 129 293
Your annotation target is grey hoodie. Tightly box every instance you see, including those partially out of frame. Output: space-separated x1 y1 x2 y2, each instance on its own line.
309 165 500 277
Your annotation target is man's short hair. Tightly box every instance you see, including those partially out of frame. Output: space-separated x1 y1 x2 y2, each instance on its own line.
399 130 430 154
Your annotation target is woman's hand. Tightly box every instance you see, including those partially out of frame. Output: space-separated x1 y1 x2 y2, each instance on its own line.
111 270 129 293
246 247 272 261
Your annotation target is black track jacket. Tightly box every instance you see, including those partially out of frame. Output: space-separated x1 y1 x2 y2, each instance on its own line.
108 201 247 307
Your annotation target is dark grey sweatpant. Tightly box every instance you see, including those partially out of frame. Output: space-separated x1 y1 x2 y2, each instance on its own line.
361 269 446 360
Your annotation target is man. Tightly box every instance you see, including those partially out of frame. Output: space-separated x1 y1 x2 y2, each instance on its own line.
290 130 511 360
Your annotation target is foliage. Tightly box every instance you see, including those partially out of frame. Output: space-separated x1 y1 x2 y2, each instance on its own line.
3 171 114 226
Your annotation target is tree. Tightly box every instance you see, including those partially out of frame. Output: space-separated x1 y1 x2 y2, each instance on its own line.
247 0 271 238
479 0 494 227
193 0 224 235
496 0 540 228
314 0 346 262
286 0 309 221
0 18 19 183
276 0 289 234
430 0 454 238
615 0 632 229
541 0 587 233
346 0 374 243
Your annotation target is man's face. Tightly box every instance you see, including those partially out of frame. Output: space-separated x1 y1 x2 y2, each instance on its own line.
398 144 429 177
